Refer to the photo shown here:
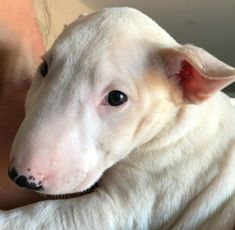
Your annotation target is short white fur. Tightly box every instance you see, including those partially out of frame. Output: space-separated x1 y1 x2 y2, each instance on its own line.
2 7 235 230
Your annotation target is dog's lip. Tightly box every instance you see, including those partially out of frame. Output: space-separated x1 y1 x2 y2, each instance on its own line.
37 180 100 199
77 180 99 196
32 185 44 191
36 169 101 196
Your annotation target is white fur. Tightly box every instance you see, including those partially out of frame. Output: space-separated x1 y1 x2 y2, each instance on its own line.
1 7 235 229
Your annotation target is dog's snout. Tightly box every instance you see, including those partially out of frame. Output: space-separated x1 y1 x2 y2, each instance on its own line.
8 167 44 191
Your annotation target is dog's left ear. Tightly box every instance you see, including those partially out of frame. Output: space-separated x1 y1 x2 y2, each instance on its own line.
161 44 235 103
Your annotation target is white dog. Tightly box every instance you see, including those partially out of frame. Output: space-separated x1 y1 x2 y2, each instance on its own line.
2 7 235 229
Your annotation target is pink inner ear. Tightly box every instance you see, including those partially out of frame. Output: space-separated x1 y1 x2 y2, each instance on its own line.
178 60 234 103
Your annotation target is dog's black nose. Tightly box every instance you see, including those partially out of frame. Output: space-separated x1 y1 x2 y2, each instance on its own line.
14 176 43 190
8 167 43 191
8 167 18 180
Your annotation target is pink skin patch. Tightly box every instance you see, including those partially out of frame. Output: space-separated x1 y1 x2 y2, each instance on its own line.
178 60 233 102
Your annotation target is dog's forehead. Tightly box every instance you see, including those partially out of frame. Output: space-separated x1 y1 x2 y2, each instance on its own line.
42 8 178 105
51 7 177 57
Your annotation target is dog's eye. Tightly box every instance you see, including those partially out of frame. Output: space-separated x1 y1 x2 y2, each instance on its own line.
106 90 128 106
39 59 48 77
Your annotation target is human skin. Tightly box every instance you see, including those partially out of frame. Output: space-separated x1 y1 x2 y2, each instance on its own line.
0 0 46 210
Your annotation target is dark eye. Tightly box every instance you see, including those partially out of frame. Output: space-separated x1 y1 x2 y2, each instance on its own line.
39 59 48 77
107 90 128 106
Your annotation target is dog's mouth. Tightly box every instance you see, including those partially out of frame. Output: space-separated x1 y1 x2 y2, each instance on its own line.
37 180 100 200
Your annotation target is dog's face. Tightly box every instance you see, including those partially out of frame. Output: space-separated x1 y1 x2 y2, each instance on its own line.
9 8 235 195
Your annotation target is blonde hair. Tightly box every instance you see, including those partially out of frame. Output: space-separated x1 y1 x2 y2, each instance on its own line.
31 0 92 49
32 0 51 48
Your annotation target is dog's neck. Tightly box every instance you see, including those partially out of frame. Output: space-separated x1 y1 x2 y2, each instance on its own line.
106 92 235 228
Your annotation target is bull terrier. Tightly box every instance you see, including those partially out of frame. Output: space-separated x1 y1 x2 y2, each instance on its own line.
2 7 235 230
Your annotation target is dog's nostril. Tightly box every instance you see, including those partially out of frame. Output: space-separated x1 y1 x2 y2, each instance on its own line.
8 167 18 181
15 175 32 187
15 176 43 190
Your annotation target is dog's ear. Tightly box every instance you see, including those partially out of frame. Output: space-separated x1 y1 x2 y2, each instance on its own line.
161 44 235 103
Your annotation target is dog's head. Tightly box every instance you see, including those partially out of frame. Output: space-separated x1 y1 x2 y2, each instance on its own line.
9 8 235 194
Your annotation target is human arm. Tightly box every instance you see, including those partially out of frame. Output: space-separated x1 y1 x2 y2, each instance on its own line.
0 0 45 210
